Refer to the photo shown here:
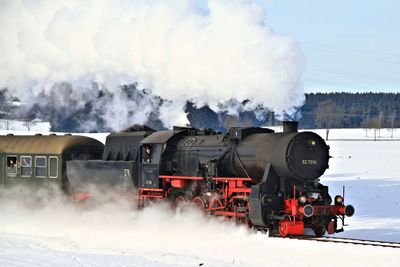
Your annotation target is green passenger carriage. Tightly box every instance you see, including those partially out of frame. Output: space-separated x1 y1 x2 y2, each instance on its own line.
0 134 104 192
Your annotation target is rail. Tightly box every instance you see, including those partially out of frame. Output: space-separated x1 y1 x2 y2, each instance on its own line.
285 236 400 249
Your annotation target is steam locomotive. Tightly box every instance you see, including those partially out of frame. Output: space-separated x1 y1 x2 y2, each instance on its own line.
0 122 354 237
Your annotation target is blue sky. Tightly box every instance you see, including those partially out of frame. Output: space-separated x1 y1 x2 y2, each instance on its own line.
253 0 400 93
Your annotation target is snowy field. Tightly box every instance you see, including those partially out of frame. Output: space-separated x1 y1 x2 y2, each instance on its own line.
1 127 400 266
322 140 400 242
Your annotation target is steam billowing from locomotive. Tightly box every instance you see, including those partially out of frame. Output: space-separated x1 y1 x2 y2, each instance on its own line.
0 0 305 130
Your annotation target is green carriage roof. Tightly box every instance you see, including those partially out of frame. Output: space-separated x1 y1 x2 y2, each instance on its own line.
0 135 104 155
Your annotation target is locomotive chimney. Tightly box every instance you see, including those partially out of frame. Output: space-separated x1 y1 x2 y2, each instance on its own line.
283 121 298 133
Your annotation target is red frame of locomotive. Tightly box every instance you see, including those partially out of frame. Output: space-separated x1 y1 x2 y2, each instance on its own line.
137 175 349 237
139 175 251 221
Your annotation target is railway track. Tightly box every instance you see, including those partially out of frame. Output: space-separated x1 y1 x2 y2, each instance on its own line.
289 236 400 249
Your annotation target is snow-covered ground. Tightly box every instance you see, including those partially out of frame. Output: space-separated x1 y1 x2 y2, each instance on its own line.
322 140 400 242
1 127 400 266
0 120 50 133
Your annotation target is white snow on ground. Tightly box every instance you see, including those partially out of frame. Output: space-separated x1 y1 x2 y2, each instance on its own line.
1 127 400 266
322 140 400 242
0 120 50 132
0 196 399 267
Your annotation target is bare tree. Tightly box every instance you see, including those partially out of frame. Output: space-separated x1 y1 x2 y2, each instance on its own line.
368 117 381 141
315 100 342 140
363 112 369 137
378 112 384 137
390 113 396 138
0 99 13 130
23 118 38 131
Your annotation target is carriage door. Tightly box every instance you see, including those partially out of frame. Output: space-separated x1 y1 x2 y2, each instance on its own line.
139 144 162 188
0 155 4 187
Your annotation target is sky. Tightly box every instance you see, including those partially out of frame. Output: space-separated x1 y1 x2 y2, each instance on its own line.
255 0 400 93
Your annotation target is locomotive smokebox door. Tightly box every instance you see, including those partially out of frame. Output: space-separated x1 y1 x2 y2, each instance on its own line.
140 144 162 188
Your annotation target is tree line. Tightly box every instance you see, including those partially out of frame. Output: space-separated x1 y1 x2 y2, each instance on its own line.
1 88 400 132
299 92 400 129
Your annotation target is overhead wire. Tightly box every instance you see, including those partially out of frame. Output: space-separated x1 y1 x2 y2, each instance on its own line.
300 42 400 89
301 41 400 59
307 64 400 84
302 44 400 65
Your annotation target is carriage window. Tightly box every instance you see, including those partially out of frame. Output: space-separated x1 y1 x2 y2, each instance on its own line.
20 156 32 177
6 156 17 175
49 157 58 178
35 156 47 178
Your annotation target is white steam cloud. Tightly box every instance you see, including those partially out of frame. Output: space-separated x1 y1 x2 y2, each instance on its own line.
0 186 268 266
0 0 305 128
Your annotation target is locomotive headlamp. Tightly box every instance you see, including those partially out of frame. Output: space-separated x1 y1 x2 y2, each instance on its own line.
303 204 314 217
345 205 355 217
145 145 152 156
309 140 316 146
335 195 344 205
299 195 307 204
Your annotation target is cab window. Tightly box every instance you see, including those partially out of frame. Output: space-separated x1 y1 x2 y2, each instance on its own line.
20 156 32 177
35 156 47 178
6 156 17 176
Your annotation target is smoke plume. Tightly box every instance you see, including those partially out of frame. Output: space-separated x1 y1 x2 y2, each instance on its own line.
0 0 305 130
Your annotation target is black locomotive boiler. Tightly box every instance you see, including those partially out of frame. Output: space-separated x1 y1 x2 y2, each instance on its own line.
66 121 354 237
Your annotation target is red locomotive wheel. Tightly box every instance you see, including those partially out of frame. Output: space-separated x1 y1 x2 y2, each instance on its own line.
175 195 189 203
279 220 289 237
209 196 223 210
174 195 189 208
192 196 207 209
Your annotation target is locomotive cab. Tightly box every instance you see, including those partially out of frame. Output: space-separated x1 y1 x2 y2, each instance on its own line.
138 130 187 189
139 143 162 189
